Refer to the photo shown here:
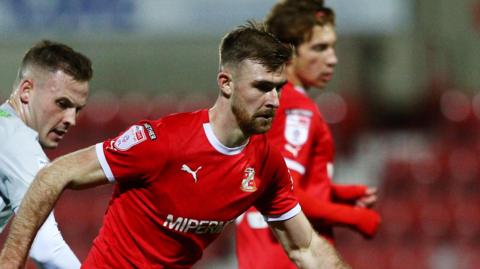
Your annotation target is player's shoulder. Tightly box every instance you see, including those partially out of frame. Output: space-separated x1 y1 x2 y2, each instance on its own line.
280 84 317 112
150 109 206 130
250 134 287 172
250 134 277 158
0 110 43 167
249 133 268 147
0 109 28 142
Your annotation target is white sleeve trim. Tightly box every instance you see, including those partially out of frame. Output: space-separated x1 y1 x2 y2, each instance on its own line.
95 143 115 183
263 203 301 222
284 158 305 175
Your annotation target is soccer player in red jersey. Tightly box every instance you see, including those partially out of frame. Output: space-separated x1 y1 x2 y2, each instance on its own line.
0 22 350 269
235 2 381 268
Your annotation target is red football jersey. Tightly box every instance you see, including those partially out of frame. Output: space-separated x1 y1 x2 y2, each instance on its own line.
236 82 334 269
83 109 299 269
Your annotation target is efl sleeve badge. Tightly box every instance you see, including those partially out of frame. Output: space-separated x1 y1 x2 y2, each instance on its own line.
284 109 312 147
113 125 147 151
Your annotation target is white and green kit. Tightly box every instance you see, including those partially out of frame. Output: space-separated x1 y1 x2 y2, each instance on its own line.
0 102 80 269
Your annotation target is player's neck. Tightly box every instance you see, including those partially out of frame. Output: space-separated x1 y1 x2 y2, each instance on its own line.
286 68 310 92
208 104 249 148
6 97 29 124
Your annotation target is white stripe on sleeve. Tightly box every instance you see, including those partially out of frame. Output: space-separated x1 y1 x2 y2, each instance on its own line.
263 203 301 222
95 143 115 183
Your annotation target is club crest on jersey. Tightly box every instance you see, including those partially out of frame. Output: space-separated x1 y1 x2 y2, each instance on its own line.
240 167 257 192
284 109 312 147
113 125 147 151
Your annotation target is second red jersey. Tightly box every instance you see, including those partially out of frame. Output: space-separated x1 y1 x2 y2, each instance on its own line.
236 82 335 269
83 109 299 269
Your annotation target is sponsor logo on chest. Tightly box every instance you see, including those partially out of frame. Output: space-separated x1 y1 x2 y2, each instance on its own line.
163 214 234 234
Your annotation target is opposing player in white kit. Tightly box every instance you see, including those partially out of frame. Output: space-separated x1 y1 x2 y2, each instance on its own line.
0 23 349 269
0 40 92 268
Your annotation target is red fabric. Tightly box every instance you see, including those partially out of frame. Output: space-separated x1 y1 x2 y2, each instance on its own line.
236 82 380 269
83 109 298 269
331 184 367 202
294 186 380 238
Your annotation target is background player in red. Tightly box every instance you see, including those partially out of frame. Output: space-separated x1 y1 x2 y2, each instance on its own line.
0 22 350 269
236 1 381 268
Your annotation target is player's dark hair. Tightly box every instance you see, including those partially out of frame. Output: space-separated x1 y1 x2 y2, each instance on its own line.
219 21 292 72
16 40 93 83
266 0 335 48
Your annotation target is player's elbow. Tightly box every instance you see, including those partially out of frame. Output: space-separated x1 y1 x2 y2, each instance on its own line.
36 164 71 190
286 246 308 262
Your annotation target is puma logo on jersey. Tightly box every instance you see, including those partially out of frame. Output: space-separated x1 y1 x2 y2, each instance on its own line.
181 164 202 183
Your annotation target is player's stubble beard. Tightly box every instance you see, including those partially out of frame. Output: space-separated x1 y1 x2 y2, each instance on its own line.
231 101 275 136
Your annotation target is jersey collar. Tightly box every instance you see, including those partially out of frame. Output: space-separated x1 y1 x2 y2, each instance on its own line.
293 84 307 95
202 123 247 155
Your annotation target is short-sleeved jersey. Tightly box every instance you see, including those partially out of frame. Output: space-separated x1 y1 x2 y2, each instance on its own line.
0 103 49 231
85 109 299 269
236 82 334 269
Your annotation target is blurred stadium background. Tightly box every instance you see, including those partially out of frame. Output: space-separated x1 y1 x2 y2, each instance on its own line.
1 0 480 268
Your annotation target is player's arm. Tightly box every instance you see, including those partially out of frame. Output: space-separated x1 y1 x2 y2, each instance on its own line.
287 169 380 238
269 211 350 269
331 184 378 208
294 185 381 238
0 146 107 269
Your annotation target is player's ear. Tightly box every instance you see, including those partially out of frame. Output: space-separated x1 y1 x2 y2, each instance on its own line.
217 71 233 98
18 79 34 104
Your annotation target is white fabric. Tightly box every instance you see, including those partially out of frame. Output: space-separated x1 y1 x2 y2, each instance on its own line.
203 123 248 155
95 143 115 182
29 213 81 269
284 158 306 175
0 102 80 268
263 203 302 222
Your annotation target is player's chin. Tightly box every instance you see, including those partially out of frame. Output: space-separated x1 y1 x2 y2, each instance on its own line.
251 119 273 134
42 134 62 149
312 81 327 89
317 76 332 88
40 139 59 149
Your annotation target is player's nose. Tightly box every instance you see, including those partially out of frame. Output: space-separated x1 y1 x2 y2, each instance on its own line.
265 89 280 108
63 107 77 127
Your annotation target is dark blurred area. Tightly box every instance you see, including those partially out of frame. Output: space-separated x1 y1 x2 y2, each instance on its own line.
0 0 479 268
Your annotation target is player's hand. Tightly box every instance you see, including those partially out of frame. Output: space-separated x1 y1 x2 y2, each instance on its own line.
355 187 377 208
353 207 381 239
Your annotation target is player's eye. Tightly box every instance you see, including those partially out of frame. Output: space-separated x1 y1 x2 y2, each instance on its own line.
56 98 73 110
253 81 275 93
312 44 329 52
259 85 274 92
